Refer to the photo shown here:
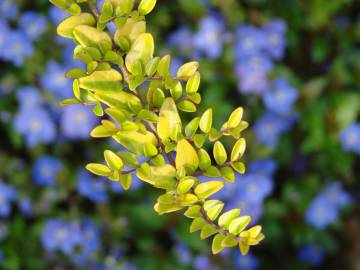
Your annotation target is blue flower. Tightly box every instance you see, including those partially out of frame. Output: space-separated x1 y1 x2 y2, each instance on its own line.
48 5 68 25
254 112 294 148
174 242 191 265
2 30 34 67
234 253 260 270
0 182 16 217
167 27 193 56
248 158 277 176
193 255 216 270
263 78 298 115
0 20 10 58
16 86 43 108
77 171 108 203
32 156 63 187
61 105 98 140
14 107 56 147
41 219 82 255
19 12 47 40
39 61 73 99
228 200 264 224
305 196 339 230
236 53 273 74
263 19 287 59
339 123 360 154
298 244 325 267
235 25 265 58
81 219 101 254
236 67 269 94
193 15 225 59
18 197 33 217
0 0 18 20
321 182 351 208
170 58 183 77
235 174 274 204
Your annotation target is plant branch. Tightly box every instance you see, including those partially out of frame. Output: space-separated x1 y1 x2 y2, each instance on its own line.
88 2 100 18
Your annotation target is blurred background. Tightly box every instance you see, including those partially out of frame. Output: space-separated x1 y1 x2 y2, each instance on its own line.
0 0 360 269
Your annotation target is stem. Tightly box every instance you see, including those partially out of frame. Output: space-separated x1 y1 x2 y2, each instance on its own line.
89 2 100 18
200 207 229 236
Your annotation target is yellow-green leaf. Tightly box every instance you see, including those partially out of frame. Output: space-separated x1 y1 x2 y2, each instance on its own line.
138 0 156 15
57 13 95 38
200 224 217 239
125 33 154 74
231 138 246 162
86 163 111 176
184 205 201 218
221 234 238 247
198 149 211 171
194 181 224 199
218 209 240 229
73 25 112 52
104 150 123 171
79 69 123 92
119 173 132 190
228 216 251 235
186 71 200 93
177 61 199 80
177 177 196 194
190 217 206 233
212 233 226 254
213 141 227 165
157 97 182 141
199 108 212 133
176 139 199 174
227 107 243 128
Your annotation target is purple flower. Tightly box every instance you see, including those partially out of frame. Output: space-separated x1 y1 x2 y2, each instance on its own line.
41 219 82 255
39 61 72 99
167 27 193 56
305 196 339 230
0 20 9 58
235 25 265 58
32 156 63 187
174 242 191 265
193 15 225 59
254 112 294 148
0 182 16 217
77 171 108 203
339 123 360 154
234 253 260 270
236 53 273 74
19 11 47 40
16 86 43 108
60 105 98 140
18 197 33 217
321 182 351 208
298 244 325 267
2 30 34 67
48 5 68 25
14 107 56 147
263 19 287 59
263 78 298 115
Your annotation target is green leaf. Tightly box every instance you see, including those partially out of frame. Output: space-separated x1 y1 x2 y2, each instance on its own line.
113 130 157 156
212 234 226 254
136 164 176 189
117 152 138 167
218 209 240 229
144 143 158 157
152 88 165 107
213 141 227 165
125 33 154 74
228 216 251 235
184 205 201 218
176 139 199 174
186 71 200 93
178 194 198 206
57 13 95 38
104 150 123 171
177 100 197 112
220 167 235 182
198 149 211 171
66 68 86 79
157 54 170 77
200 224 217 239
231 138 246 162
105 108 127 123
157 97 182 141
118 0 134 14
190 217 206 233
205 201 224 221
114 18 145 46
138 0 157 15
221 234 238 247
92 102 104 116
177 177 196 194
194 181 224 199
231 162 246 174
145 56 160 76
185 117 200 137
119 173 132 190
60 98 80 105
227 107 243 128
204 166 220 177
73 25 112 53
154 202 182 215
95 91 142 111
86 163 111 176
177 61 199 80
79 69 123 92
199 108 213 133
90 125 117 137
193 134 206 148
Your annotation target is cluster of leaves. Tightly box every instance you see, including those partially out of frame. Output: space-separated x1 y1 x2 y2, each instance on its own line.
51 0 264 255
